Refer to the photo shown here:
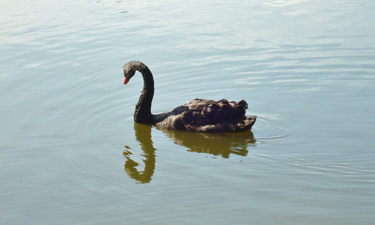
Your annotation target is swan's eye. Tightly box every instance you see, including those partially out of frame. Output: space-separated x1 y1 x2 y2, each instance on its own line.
127 69 136 77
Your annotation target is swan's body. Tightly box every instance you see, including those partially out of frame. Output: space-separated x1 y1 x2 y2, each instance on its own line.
123 61 256 132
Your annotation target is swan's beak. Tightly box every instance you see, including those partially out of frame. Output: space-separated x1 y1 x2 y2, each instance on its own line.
123 77 129 85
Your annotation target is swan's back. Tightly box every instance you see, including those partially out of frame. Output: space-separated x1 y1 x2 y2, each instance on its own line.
155 98 256 132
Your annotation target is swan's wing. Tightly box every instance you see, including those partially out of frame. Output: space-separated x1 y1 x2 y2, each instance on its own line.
155 98 255 132
192 116 256 132
183 98 216 111
184 98 248 121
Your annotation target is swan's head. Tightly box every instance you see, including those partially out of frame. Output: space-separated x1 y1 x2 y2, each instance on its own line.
123 61 145 85
123 64 136 85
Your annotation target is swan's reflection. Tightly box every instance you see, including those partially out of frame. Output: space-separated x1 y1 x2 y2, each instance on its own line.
123 123 155 184
124 123 256 183
158 127 256 158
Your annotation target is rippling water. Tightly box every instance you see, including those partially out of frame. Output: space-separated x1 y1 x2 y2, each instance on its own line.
1 0 375 224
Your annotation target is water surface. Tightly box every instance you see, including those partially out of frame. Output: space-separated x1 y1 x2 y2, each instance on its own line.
1 0 375 224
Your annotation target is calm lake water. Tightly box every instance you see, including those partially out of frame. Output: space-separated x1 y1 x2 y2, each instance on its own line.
1 0 375 224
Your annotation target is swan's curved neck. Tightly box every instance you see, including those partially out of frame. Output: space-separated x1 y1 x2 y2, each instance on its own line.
135 65 154 124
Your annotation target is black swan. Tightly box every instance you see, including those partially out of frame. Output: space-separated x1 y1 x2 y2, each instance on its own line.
123 61 256 132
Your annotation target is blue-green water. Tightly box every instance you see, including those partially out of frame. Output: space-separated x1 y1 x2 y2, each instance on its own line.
1 0 375 224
